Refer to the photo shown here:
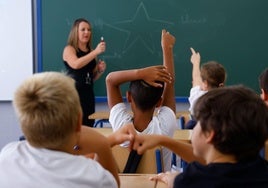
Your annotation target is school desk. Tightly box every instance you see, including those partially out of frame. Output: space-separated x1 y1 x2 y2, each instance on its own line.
119 173 167 188
89 110 190 127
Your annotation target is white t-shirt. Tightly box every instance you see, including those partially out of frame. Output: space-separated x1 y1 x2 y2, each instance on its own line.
0 141 117 188
109 103 177 172
188 85 207 115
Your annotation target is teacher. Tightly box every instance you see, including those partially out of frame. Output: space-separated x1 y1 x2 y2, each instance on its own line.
63 18 106 127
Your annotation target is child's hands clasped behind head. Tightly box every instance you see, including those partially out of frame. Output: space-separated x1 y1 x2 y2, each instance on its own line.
138 65 172 88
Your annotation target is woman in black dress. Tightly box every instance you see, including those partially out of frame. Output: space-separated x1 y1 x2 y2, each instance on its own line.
63 18 106 127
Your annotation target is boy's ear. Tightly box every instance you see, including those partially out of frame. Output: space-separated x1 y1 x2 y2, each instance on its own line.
262 89 268 101
126 91 132 102
202 80 209 90
205 130 215 144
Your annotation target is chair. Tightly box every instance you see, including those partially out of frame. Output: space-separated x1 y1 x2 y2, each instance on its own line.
93 119 110 128
172 129 192 171
111 145 163 174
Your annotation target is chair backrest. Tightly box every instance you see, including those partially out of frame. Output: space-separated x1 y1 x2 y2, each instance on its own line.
172 129 192 171
111 145 163 174
173 129 192 141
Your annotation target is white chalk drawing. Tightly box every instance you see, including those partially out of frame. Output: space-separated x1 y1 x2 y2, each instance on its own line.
65 2 176 60
107 2 174 54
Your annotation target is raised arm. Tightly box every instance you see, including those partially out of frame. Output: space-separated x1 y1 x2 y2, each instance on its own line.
105 65 172 109
190 47 202 87
161 29 176 112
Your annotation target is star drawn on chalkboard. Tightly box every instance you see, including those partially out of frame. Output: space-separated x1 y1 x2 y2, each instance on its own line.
113 2 174 54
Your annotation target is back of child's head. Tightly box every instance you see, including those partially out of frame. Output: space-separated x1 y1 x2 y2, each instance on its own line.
259 68 268 93
194 85 268 162
200 61 226 89
129 80 164 111
13 72 82 149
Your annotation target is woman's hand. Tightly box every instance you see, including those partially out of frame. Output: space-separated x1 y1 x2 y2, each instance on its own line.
95 41 106 55
97 60 106 73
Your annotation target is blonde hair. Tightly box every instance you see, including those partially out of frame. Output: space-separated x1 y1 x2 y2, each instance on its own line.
67 18 92 52
13 72 82 149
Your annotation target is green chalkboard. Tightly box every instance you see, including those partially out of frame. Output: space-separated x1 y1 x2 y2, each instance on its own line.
41 0 268 97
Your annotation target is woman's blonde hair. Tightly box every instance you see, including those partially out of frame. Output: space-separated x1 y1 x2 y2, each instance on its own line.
67 18 92 52
13 72 82 149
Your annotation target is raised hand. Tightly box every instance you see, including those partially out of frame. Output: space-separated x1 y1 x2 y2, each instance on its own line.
190 47 201 65
161 29 175 49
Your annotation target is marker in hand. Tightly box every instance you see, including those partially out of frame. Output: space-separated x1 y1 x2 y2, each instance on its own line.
101 36 104 42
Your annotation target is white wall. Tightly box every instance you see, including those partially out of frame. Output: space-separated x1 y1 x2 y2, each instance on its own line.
0 0 33 100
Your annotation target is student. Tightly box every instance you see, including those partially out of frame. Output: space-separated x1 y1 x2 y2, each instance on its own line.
133 85 268 187
63 18 106 127
0 72 135 188
105 29 177 171
186 48 226 128
259 68 268 106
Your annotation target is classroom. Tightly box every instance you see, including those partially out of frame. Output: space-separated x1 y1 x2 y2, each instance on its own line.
1 0 268 187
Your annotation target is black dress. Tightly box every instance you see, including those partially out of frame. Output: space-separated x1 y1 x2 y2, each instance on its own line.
64 49 96 127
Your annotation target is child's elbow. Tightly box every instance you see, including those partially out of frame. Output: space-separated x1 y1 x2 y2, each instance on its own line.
105 73 112 85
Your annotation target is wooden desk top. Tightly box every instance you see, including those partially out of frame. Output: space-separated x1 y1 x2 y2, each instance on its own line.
119 174 167 188
89 110 190 120
94 127 192 141
88 111 110 120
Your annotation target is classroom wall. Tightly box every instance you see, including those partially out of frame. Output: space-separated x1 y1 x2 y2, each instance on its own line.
0 0 33 100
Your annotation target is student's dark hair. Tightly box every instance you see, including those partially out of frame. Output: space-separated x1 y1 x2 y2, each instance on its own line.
194 85 268 162
129 80 164 111
201 61 226 88
259 68 268 93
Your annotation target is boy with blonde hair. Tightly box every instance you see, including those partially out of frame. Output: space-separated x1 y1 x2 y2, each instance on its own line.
0 72 135 188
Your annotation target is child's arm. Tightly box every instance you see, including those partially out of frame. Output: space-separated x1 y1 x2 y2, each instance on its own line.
161 29 176 112
106 66 172 109
107 123 136 148
133 134 205 164
75 126 120 187
190 47 202 87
